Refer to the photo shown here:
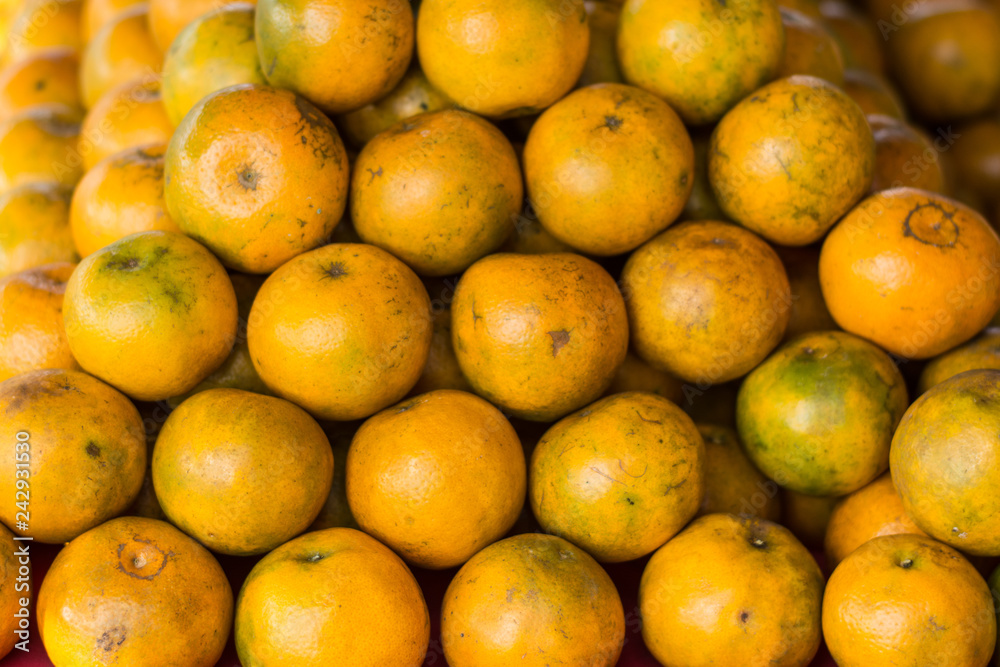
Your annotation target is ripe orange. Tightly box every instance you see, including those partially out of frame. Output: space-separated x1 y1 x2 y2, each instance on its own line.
605 350 684 403
0 104 82 193
819 0 884 73
841 68 906 119
783 490 839 549
0 47 81 118
148 0 257 52
777 7 845 85
80 0 144 43
309 420 358 530
698 424 781 522
776 245 837 340
0 182 76 277
3 0 83 67
919 329 1000 393
79 77 173 170
410 287 471 396
79 4 162 109
579 0 623 87
868 114 946 194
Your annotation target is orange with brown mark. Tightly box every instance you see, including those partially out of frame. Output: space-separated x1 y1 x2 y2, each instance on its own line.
0 104 82 193
0 182 76 277
698 424 781 522
80 4 162 109
0 47 81 118
79 77 173 170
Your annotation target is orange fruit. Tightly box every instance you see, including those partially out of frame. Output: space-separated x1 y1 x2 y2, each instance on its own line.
63 230 238 401
0 524 21 660
605 350 684 403
709 75 874 246
0 47 81 118
782 489 839 548
441 533 625 667
950 119 1000 208
164 84 348 274
256 0 413 115
579 0 623 87
622 220 791 384
779 0 823 17
410 290 471 396
80 0 144 43
698 424 782 522
452 252 628 421
777 7 845 85
640 513 824 667
3 0 83 67
309 420 358 530
500 205 574 254
0 182 76 277
417 0 588 118
524 83 694 256
235 527 429 666
0 262 79 381
351 109 522 276
0 368 145 542
530 391 705 562
776 245 838 341
841 68 906 119
38 516 233 667
891 369 1000 556
819 188 1000 359
680 132 726 221
80 4 162 109
148 0 256 52
79 77 173 170
919 329 1000 393
0 104 82 193
823 533 996 666
819 0 885 73
737 331 908 496
868 114 946 194
247 243 432 420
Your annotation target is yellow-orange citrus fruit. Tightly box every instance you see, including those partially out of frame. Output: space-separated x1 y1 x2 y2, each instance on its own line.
0 182 76 277
0 104 82 193
0 47 81 118
698 424 782 522
79 4 162 109
79 77 173 170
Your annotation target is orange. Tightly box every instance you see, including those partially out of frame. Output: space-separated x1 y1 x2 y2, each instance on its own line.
919 329 1000 393
824 472 926 568
819 0 885 73
617 0 784 125
79 77 172 170
351 109 522 276
38 516 233 667
680 132 725 221
0 369 145 542
256 0 412 115
823 533 996 666
235 527 429 666
3 0 83 67
841 68 905 119
148 0 257 52
81 0 144 43
950 119 1000 208
0 47 81 118
247 243 432 420
868 114 946 194
441 533 625 667
530 391 705 562
579 0 623 87
63 230 238 401
0 263 79 381
622 220 791 384
310 420 358 530
776 245 837 340
640 513 824 667
524 83 694 256
0 524 20 660
452 252 628 421
709 75 874 246
782 489 838 548
164 84 348 274
500 205 574 255
819 188 1000 359
160 3 265 127
777 7 845 85
737 331 908 496
0 182 76 277
0 104 82 193
410 286 471 395
605 350 684 403
80 4 162 109
698 424 782 522
778 0 822 17
417 0 588 118
891 369 1000 556
347 389 524 569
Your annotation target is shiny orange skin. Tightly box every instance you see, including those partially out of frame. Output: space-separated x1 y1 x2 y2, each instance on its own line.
819 0 885 73
698 424 782 522
0 104 82 193
452 253 629 421
418 0 589 118
165 84 348 274
256 0 412 115
775 245 838 341
824 473 926 568
0 263 79 381
0 47 81 118
79 77 173 170
0 369 146 542
530 391 705 562
579 0 623 87
0 182 76 277
347 390 525 569
38 517 233 667
622 221 791 385
70 143 178 256
351 109 522 276
778 7 845 85
868 114 946 194
819 188 1000 359
823 533 996 666
709 75 875 246
81 0 144 43
247 243 433 421
524 83 694 256
148 0 257 51
2 0 84 66
950 119 1000 207
782 490 839 548
235 527 429 667
640 514 824 667
80 5 162 109
891 369 1000 556
841 68 906 119
605 350 684 403
919 329 1000 393
0 525 21 660
441 533 625 667
63 230 238 401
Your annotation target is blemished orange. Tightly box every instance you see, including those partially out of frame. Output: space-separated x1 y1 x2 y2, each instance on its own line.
0 47 82 118
783 490 839 548
622 220 791 385
247 243 432 421
452 252 628 421
777 7 845 85
530 391 705 562
709 75 875 246
235 527 430 667
841 68 906 119
824 472 926 568
63 230 238 401
80 0 144 43
0 369 145 542
80 4 162 109
0 182 76 277
0 263 79 381
823 533 996 666
70 143 178 257
919 328 1000 393
347 390 525 569
0 525 20 660
351 109 522 276
38 516 233 667
698 424 781 522
524 83 694 256
441 533 625 667
775 245 838 341
2 0 83 66
148 0 257 52
579 0 623 87
617 0 784 125
0 104 82 193
640 513 824 667
819 0 885 73
891 369 1000 556
819 188 1000 359
164 84 348 274
417 0 588 118
256 0 412 115
79 77 173 170
605 350 684 403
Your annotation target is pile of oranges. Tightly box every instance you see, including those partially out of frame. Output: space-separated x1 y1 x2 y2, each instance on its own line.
2 0 1000 664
